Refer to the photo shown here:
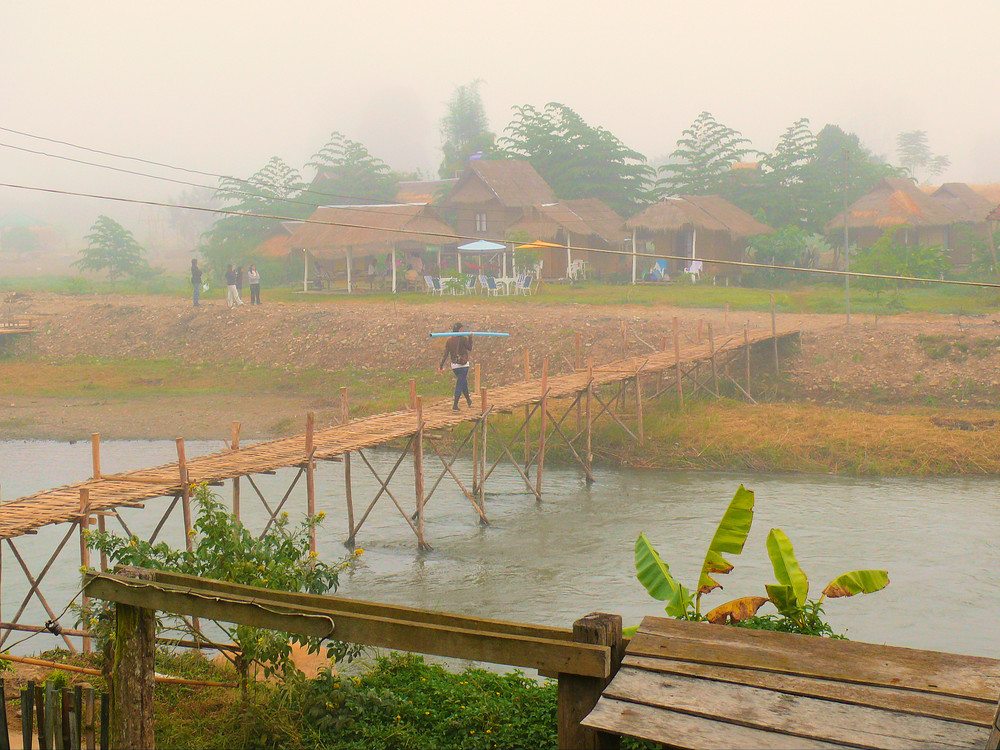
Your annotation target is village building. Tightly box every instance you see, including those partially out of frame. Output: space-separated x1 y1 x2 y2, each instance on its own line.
284 203 455 293
625 196 774 281
825 178 1000 271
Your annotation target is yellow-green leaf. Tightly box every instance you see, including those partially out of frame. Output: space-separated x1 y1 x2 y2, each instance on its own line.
705 596 770 624
697 485 755 595
822 570 889 598
766 529 809 606
765 584 799 617
635 533 684 602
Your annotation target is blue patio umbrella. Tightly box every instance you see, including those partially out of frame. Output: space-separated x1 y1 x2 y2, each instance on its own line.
456 239 509 275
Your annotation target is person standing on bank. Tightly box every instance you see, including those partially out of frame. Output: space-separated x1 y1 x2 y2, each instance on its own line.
437 322 474 411
225 264 244 308
191 259 202 307
247 264 261 304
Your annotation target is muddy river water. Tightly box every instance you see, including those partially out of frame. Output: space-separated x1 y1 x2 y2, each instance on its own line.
1 439 997 658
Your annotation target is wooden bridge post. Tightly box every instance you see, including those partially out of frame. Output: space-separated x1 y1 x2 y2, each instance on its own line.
479 388 488 505
110 567 155 750
557 613 623 750
523 348 531 468
78 488 91 654
708 323 718 395
91 433 107 571
535 359 549 501
306 412 316 556
341 387 355 547
586 356 594 484
175 438 192 553
414 396 429 551
744 322 751 397
231 421 241 522
575 332 583 431
673 317 683 410
770 293 780 375
635 373 644 445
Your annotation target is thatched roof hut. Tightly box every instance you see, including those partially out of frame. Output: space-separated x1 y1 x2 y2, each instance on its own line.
287 204 456 292
624 196 772 281
443 160 557 208
824 178 956 234
627 195 773 237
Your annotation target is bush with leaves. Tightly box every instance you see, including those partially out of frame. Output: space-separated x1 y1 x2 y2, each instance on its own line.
75 215 150 281
87 484 362 694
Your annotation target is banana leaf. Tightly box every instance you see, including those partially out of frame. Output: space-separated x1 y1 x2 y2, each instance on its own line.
766 529 809 605
822 570 889 598
696 485 755 595
705 596 769 625
634 533 692 618
765 583 799 617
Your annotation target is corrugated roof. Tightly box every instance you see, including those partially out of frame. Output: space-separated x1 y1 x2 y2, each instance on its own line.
286 204 456 258
626 195 773 237
443 159 557 207
824 177 958 233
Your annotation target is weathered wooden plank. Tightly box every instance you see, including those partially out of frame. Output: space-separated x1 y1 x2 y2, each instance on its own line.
630 618 1000 700
582 697 851 750
601 666 987 750
84 573 610 678
148 569 575 643
622 655 996 726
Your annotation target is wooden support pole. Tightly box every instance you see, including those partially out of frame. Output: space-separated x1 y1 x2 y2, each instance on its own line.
708 323 718 395
635 374 644 445
409 378 416 410
586 356 594 484
92 433 107 571
575 331 582 430
414 396 429 551
306 411 316 555
110 568 155 750
744 322 752 397
341 387 355 546
771 293 779 375
673 317 683 410
523 347 531 467
658 335 667 393
231 421 241 522
175 438 192 553
78 489 91 654
480 388 488 506
557 613 623 750
535 358 549 501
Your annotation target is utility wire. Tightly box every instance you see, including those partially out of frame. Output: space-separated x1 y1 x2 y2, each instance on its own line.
3 180 999 290
0 123 441 211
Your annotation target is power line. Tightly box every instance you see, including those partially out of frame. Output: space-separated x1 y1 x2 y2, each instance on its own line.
3 179 999 290
0 123 434 210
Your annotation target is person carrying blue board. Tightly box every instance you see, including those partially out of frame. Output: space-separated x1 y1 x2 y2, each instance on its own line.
437 322 474 411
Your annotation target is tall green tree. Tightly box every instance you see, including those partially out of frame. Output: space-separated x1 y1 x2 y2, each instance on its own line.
439 80 495 178
896 130 950 184
75 215 148 281
306 131 398 205
495 102 656 215
199 156 303 275
658 112 757 198
757 118 818 228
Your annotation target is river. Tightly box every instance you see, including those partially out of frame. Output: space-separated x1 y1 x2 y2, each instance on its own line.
1 439 997 659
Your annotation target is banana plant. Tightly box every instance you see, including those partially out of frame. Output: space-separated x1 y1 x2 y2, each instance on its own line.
634 485 768 624
764 528 889 629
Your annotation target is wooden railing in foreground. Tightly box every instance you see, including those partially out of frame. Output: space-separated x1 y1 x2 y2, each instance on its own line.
84 567 624 750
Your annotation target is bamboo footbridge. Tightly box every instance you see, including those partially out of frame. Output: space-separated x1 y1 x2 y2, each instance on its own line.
1 325 798 541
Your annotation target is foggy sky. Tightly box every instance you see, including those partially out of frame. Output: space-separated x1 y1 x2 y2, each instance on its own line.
2 0 999 239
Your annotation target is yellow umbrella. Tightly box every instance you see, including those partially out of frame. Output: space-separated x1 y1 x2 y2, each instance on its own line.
514 240 565 250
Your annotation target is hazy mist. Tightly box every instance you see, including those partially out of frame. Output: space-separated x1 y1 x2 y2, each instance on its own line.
2 0 998 261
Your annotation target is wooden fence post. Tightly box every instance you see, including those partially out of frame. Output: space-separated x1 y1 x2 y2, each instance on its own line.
175 438 192 553
557 613 623 750
414 396 430 551
110 568 155 750
535 359 549 501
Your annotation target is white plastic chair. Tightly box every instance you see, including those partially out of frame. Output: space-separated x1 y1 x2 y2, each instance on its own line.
684 260 703 283
515 274 534 296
